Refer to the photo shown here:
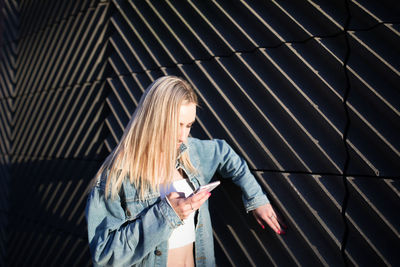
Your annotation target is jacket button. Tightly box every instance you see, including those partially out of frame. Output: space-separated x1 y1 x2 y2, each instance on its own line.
155 250 162 256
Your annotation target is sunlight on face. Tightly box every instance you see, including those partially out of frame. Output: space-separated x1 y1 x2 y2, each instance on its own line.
177 102 196 148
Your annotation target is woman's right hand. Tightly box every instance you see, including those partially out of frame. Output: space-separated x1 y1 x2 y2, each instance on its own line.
167 191 211 220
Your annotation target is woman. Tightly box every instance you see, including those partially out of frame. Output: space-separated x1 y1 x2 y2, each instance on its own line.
86 76 285 266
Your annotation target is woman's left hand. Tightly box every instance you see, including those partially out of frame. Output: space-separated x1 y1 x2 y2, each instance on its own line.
252 203 286 235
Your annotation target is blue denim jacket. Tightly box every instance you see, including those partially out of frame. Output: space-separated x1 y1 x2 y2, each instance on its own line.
86 138 269 266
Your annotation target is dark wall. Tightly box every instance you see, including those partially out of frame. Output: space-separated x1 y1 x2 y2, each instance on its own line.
0 1 399 266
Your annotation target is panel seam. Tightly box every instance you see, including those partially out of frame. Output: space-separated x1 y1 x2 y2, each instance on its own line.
340 0 352 265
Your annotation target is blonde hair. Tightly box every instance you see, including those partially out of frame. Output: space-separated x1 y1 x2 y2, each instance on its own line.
97 76 198 200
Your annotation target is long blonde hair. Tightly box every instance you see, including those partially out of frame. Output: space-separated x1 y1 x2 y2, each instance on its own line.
98 76 198 200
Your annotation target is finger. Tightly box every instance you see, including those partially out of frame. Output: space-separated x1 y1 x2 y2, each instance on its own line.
190 190 209 202
265 218 279 234
168 191 182 200
271 216 285 234
264 208 282 231
267 215 285 235
260 213 280 234
176 199 192 219
176 192 208 219
187 191 211 211
252 214 265 229
181 198 202 218
170 191 209 220
269 211 287 232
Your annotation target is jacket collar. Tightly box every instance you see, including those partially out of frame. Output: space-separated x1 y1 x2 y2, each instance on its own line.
178 142 188 157
176 142 188 169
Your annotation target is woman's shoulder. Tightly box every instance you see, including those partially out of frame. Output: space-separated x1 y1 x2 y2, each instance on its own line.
188 137 213 150
90 168 123 194
187 137 230 159
187 137 224 145
188 137 228 150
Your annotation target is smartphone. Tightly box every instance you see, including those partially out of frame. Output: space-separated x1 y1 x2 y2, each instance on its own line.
191 181 220 196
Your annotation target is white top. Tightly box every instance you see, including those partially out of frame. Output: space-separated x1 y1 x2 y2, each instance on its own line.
160 179 196 249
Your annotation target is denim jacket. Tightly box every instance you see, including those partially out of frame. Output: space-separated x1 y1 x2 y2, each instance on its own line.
85 138 269 266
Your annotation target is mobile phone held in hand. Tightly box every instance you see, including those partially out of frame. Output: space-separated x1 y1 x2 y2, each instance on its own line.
191 181 220 196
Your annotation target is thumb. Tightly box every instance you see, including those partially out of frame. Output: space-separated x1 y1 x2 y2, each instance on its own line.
167 191 181 200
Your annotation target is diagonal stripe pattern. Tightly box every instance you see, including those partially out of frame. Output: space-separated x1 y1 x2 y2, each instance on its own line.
1 1 110 266
0 0 399 266
0 0 19 265
104 1 400 266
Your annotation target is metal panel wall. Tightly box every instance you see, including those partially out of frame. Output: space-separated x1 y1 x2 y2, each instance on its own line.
1 0 110 266
0 0 18 266
0 0 399 266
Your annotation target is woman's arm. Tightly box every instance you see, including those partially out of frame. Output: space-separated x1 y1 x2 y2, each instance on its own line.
214 139 270 210
214 139 285 234
85 186 181 266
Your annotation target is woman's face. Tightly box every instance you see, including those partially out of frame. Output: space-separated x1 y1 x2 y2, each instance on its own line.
177 102 196 148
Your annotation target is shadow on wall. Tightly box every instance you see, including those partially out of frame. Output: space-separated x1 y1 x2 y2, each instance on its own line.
6 158 101 267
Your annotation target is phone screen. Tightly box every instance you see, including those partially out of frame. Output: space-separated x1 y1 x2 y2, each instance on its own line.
194 181 220 195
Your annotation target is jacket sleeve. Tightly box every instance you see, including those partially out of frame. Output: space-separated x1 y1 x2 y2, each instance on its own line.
85 182 182 266
214 139 270 212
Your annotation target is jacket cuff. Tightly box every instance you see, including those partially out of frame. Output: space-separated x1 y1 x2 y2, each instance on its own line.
243 194 270 213
159 198 184 228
